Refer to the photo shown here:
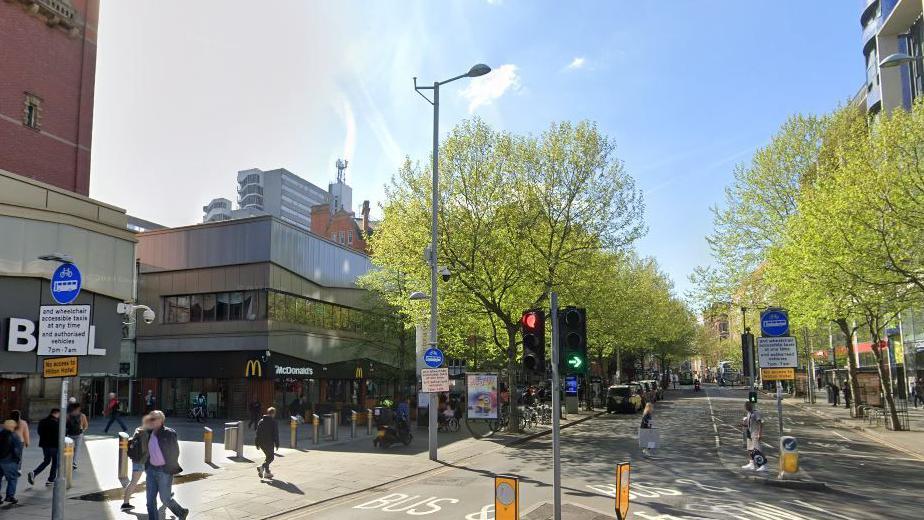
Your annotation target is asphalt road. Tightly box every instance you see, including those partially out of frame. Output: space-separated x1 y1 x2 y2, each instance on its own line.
272 385 923 520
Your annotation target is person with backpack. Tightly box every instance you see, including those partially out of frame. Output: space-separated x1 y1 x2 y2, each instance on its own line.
27 408 60 486
65 402 88 471
0 419 24 504
255 407 279 480
103 393 127 433
740 401 767 472
142 411 188 519
120 415 153 512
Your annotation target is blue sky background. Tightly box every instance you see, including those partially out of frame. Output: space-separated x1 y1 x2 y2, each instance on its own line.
90 1 865 295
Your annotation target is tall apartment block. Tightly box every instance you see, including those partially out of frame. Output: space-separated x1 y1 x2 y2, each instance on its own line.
861 0 924 115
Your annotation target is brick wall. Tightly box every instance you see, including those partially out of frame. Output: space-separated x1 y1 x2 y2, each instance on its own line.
0 0 99 195
310 204 370 254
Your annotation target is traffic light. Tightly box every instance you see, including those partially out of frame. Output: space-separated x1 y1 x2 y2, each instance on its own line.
559 307 587 374
748 390 758 403
520 309 546 374
741 329 755 379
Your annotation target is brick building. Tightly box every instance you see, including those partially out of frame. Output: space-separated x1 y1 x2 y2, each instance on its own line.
310 199 375 254
0 0 98 195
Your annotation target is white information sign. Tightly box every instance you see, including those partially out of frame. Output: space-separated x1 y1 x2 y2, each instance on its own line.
421 367 450 393
757 336 797 368
38 305 91 356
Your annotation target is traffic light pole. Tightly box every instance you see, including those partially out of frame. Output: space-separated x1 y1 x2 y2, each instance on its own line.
550 292 562 520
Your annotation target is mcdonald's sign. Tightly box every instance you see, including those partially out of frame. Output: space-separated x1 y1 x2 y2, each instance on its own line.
354 366 363 379
245 359 263 378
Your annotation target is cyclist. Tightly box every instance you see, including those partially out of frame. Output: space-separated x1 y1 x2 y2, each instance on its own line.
192 393 207 423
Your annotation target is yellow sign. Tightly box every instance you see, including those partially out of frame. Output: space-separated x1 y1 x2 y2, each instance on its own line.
494 475 518 520
43 356 78 378
244 359 263 378
761 367 795 380
615 462 630 520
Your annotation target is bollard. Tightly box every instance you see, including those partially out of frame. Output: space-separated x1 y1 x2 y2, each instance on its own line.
118 432 130 480
333 412 340 440
351 411 357 439
367 408 373 435
63 437 74 489
290 416 298 448
203 427 213 464
312 414 320 445
235 420 244 458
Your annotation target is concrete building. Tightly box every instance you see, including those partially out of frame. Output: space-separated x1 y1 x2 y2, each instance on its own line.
0 0 98 195
134 216 411 419
861 0 924 115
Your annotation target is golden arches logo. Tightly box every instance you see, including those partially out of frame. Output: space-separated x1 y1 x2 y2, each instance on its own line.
245 359 263 378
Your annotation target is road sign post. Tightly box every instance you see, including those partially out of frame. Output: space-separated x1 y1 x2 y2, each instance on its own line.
615 462 631 520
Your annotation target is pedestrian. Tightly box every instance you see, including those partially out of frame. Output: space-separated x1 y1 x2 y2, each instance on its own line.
144 390 156 414
142 410 188 519
193 392 207 423
842 381 852 409
27 408 60 487
0 419 23 505
248 399 262 429
831 383 840 407
103 392 127 432
8 411 29 450
65 402 88 471
255 407 279 480
672 373 678 390
914 379 924 408
639 403 655 456
740 401 767 472
120 414 153 511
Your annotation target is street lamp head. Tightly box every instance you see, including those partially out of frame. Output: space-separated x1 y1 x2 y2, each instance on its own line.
409 291 429 301
880 52 919 69
38 253 74 264
467 64 491 78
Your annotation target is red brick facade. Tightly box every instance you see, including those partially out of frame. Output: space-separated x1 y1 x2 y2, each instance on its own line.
0 0 99 195
310 200 373 254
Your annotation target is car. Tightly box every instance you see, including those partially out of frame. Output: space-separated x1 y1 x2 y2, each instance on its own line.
627 381 647 405
606 385 643 413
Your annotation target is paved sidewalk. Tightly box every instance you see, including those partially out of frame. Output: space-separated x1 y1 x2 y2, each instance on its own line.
2 411 599 519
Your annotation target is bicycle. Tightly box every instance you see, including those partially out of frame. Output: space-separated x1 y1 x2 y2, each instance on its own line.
187 406 206 422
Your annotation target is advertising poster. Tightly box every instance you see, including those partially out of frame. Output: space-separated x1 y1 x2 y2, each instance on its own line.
467 373 498 419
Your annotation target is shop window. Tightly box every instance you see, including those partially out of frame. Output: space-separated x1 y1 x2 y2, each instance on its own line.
202 294 216 322
229 291 243 320
176 296 190 323
216 292 230 321
190 294 203 322
165 297 177 323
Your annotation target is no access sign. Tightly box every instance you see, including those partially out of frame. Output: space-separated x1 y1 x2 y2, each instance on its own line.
757 336 797 368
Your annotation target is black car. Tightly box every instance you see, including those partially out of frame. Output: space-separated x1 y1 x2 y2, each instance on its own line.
606 385 643 413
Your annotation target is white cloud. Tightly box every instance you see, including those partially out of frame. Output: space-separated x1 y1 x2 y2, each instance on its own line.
459 64 520 113
565 57 586 71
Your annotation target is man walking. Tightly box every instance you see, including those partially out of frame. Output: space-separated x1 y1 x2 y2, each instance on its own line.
740 401 766 473
248 399 262 430
27 408 60 486
0 419 23 504
103 393 128 433
65 402 88 471
143 411 188 519
842 381 852 410
255 407 279 480
144 390 156 414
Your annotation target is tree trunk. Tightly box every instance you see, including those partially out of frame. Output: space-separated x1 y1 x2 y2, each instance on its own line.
870 335 901 431
834 319 862 418
507 326 519 433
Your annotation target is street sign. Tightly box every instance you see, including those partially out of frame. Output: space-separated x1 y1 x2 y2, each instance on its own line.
565 375 578 396
761 367 795 380
43 356 78 378
615 462 630 520
494 475 518 520
50 263 81 305
760 308 789 337
37 305 91 356
423 347 444 368
421 367 449 392
757 336 798 368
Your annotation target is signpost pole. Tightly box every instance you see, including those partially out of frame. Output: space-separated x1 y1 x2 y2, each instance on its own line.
51 378 68 520
776 381 784 441
550 292 562 520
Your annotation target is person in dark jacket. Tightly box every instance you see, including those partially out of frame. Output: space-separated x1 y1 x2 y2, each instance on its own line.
248 399 262 429
27 409 60 486
0 419 24 504
843 381 852 409
255 407 279 479
142 411 188 519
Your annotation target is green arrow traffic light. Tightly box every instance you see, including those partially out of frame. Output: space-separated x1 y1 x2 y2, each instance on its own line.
567 355 583 369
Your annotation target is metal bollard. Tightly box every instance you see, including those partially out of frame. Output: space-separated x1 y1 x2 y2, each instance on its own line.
118 432 129 479
312 414 320 445
290 416 298 448
333 412 340 440
63 437 74 489
351 411 357 438
366 408 373 435
203 427 213 464
235 420 244 458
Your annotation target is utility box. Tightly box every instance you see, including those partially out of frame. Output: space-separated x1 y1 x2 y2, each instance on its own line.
779 436 799 474
224 422 239 451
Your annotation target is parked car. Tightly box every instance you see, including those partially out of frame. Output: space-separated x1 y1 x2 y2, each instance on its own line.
628 381 647 405
606 385 643 413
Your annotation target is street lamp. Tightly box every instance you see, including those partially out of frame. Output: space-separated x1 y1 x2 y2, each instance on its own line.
38 253 74 264
880 52 924 68
413 63 491 461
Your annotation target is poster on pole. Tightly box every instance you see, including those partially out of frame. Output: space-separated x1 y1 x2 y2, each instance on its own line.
466 373 498 419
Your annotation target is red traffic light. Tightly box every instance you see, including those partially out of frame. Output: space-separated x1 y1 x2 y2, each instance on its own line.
521 311 541 330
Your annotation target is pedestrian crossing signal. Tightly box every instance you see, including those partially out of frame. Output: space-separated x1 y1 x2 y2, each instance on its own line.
748 390 758 403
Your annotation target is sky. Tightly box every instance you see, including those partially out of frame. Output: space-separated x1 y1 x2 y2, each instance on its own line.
90 1 865 296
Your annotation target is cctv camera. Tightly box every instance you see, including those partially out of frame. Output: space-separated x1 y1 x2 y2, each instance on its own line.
142 309 156 325
440 267 451 282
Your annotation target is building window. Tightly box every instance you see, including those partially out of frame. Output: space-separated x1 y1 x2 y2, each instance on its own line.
338 231 345 243
331 233 337 241
348 230 353 244
163 291 267 323
24 93 42 130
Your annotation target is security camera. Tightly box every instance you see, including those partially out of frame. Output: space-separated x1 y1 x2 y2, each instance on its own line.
142 309 156 325
440 267 451 282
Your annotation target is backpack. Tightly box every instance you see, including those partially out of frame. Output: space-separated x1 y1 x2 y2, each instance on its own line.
749 448 767 467
66 414 83 436
127 433 144 462
0 430 11 460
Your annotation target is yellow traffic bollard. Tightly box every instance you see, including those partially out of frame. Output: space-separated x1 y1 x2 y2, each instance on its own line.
351 411 357 438
366 408 373 435
290 416 298 448
203 427 213 464
779 436 799 476
312 414 320 445
494 475 519 520
118 432 130 480
63 437 74 489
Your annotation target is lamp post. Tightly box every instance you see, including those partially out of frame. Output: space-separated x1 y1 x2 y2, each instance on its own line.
413 63 491 461
880 52 924 68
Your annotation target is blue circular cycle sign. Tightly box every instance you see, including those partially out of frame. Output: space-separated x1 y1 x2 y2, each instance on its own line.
50 263 82 304
760 308 789 337
423 347 444 368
